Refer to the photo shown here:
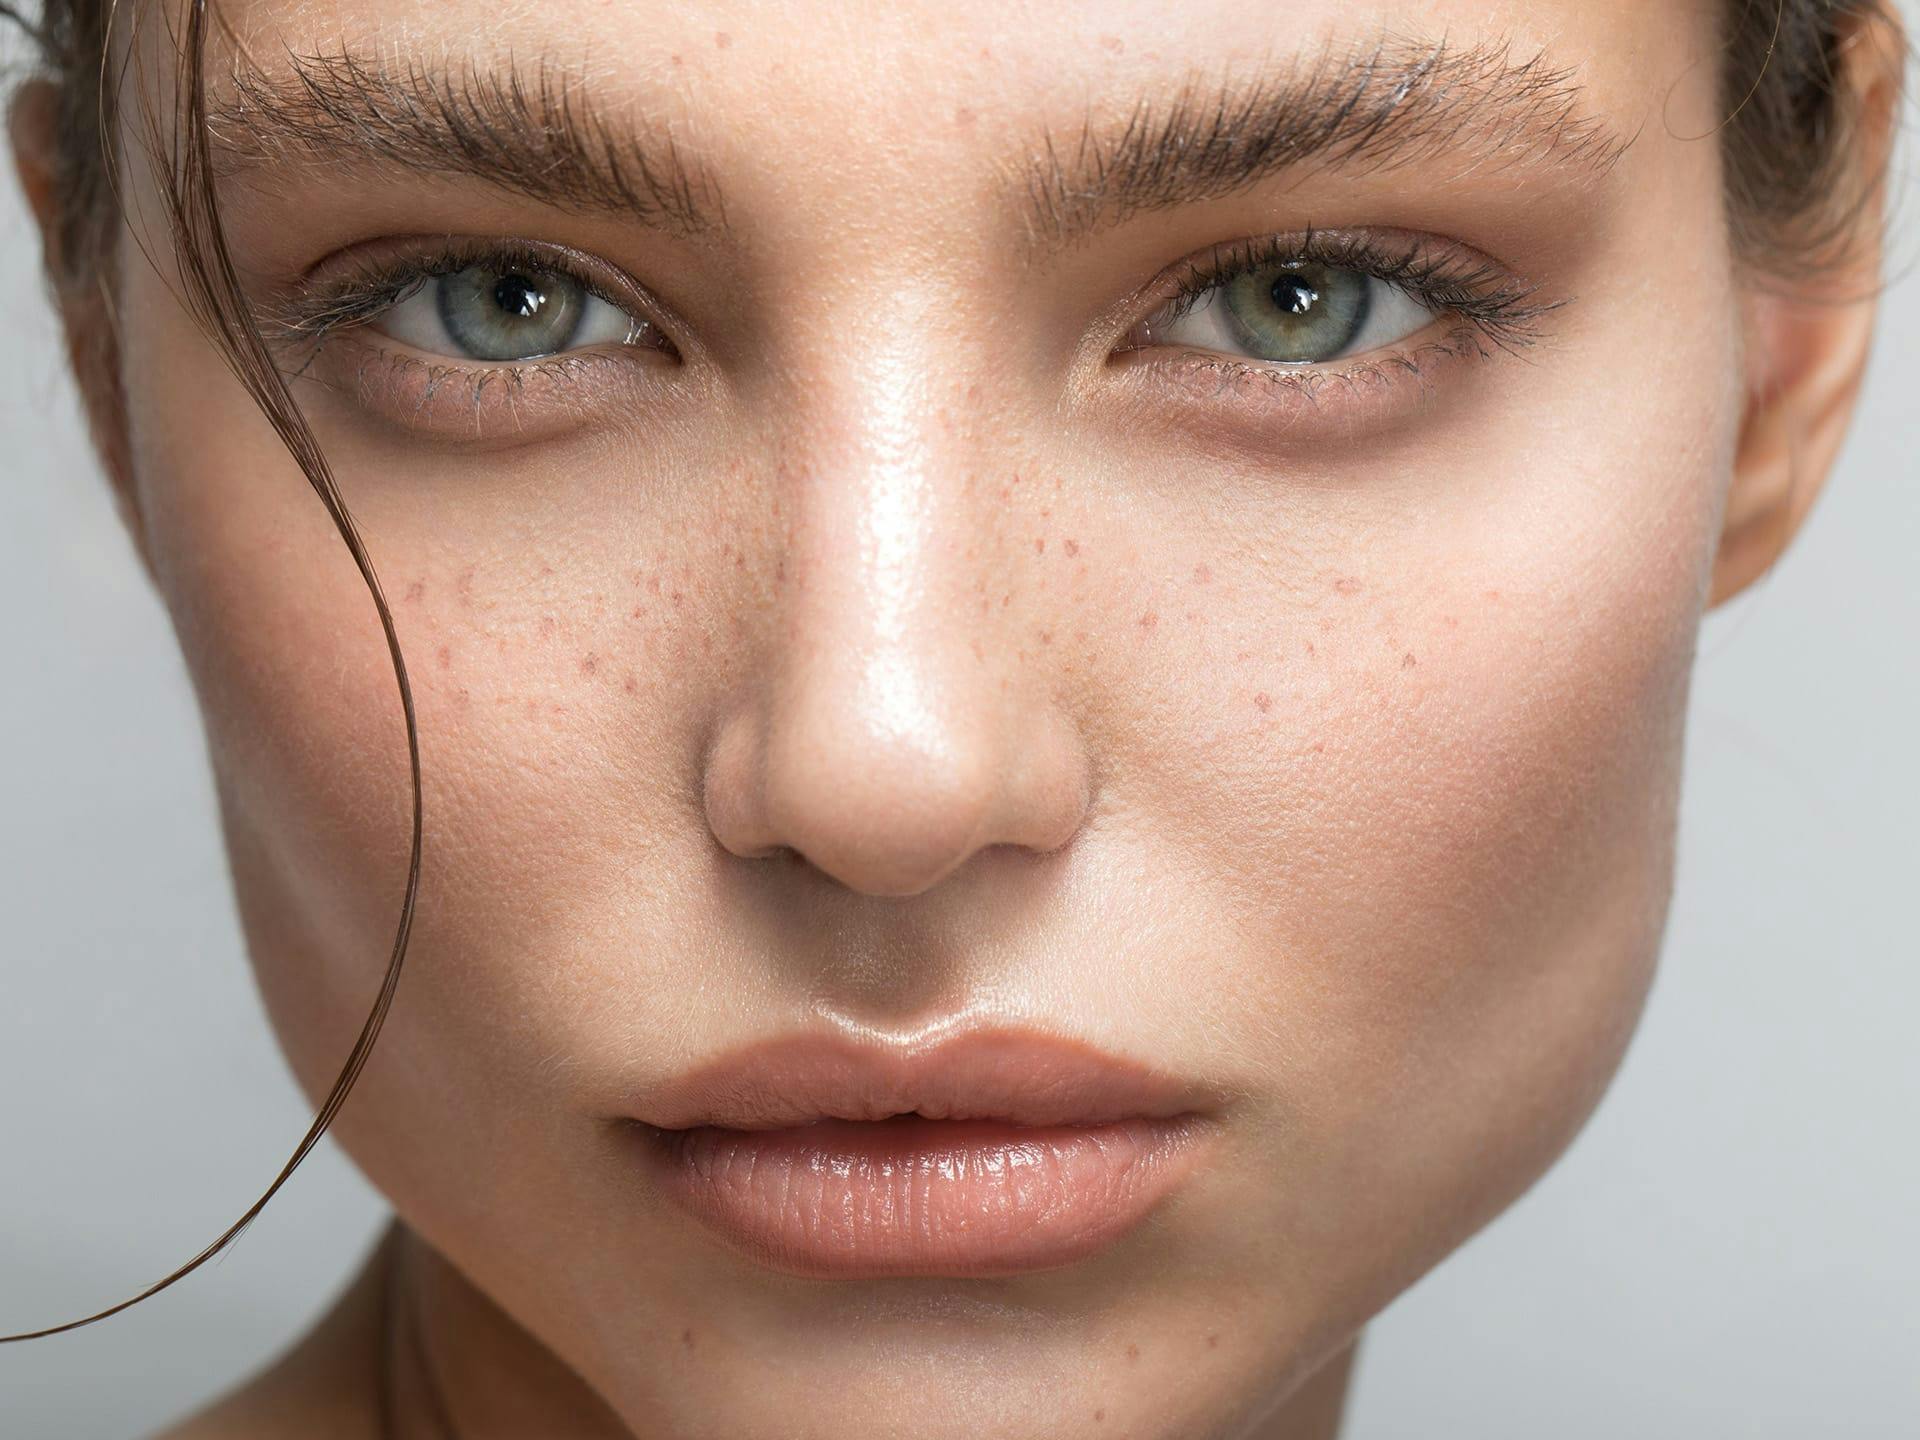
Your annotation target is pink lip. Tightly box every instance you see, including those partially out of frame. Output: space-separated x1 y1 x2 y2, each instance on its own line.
632 1026 1231 1130
627 1027 1232 1278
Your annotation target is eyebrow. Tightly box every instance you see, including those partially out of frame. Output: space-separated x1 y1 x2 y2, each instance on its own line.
202 36 1622 252
1017 36 1633 248
205 48 725 237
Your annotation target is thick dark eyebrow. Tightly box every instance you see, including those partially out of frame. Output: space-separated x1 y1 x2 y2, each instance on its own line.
204 49 724 237
1018 36 1632 247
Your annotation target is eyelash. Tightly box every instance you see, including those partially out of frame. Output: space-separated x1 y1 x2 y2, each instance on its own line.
265 238 671 367
263 229 1552 426
1146 228 1552 353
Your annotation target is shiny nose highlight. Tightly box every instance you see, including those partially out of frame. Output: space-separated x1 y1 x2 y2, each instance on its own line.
704 647 1088 898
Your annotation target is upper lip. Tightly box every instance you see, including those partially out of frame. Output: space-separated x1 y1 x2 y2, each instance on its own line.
634 1025 1233 1132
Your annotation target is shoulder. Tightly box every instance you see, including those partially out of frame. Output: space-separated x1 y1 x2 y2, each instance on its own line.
146 1227 395 1440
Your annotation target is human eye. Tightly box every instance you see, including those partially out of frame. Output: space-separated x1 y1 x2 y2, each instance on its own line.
374 257 646 362
264 237 678 436
1116 229 1552 397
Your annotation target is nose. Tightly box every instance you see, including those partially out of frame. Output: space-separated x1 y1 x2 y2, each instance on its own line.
702 384 1089 898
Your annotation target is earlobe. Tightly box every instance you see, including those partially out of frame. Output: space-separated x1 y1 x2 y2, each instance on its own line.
8 77 152 580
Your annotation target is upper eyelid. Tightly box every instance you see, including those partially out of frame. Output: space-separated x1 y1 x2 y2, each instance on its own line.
1157 230 1507 313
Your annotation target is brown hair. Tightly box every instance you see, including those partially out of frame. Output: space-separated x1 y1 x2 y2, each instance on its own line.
0 0 1905 1341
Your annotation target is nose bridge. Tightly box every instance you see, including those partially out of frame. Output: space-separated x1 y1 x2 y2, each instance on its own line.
703 342 1087 897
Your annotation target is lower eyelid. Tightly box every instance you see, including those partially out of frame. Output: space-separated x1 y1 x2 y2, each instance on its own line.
1105 321 1496 439
289 332 673 442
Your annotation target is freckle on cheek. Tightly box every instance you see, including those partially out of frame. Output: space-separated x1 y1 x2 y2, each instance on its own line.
1064 538 1080 557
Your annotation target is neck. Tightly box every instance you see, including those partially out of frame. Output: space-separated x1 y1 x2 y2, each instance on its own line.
378 1221 1356 1439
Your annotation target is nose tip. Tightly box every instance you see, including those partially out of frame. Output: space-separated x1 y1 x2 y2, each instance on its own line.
769 676 996 896
704 660 1088 899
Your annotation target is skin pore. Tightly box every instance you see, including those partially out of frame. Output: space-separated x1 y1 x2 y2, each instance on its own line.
7 0 1891 1436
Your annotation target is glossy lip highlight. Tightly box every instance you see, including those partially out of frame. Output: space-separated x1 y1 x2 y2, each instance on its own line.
641 1113 1215 1279
626 1026 1236 1278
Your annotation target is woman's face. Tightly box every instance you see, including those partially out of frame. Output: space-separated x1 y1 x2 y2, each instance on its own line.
104 0 1743 1431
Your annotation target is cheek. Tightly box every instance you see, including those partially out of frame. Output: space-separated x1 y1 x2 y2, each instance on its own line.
117 284 623 1120
1120 337 1739 1313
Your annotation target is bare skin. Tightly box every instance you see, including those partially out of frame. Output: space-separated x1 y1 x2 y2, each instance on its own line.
8 0 1896 1435
155 1225 1359 1439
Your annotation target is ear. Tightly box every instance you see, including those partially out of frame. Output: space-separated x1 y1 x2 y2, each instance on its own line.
8 77 153 577
1711 12 1904 609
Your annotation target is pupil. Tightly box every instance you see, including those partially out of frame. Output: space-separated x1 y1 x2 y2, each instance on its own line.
1271 274 1319 317
493 272 546 321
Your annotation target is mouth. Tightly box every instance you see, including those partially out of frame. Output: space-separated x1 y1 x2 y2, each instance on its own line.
624 1026 1231 1279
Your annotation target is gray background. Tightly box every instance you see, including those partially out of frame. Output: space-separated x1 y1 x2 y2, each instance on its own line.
2 32 1916 1439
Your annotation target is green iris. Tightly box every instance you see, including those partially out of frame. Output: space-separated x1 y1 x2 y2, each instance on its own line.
1218 262 1372 364
436 265 587 362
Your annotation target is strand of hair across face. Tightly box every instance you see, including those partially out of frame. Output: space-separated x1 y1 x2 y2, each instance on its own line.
0 0 428 1344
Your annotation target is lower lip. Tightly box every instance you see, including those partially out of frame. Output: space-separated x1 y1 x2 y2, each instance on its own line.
640 1113 1211 1278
